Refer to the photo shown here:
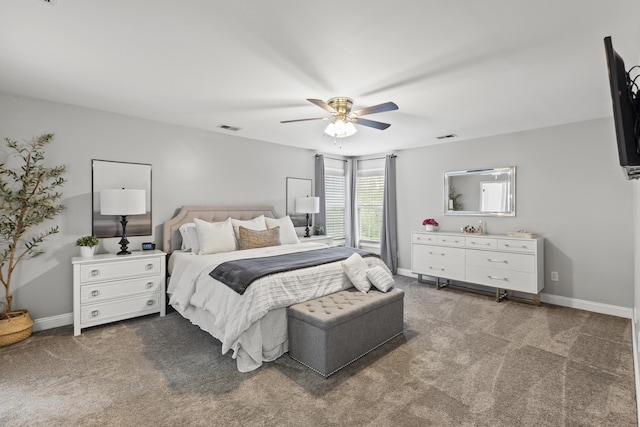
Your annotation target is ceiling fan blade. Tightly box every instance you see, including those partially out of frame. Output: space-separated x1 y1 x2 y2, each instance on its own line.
280 117 329 123
351 101 398 116
354 117 391 130
307 98 336 114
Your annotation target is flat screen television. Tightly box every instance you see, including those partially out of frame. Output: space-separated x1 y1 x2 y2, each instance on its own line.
604 36 640 179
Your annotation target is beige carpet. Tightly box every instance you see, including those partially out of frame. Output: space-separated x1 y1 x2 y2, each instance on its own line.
0 276 636 426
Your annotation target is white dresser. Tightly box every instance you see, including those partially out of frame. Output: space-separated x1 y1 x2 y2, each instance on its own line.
411 231 544 303
72 250 166 336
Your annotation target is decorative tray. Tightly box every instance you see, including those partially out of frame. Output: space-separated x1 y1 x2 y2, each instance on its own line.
507 231 539 238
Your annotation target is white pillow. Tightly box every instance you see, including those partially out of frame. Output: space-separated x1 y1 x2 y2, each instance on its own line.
178 222 199 254
231 215 267 242
366 265 395 292
194 217 236 255
265 216 299 245
341 253 371 293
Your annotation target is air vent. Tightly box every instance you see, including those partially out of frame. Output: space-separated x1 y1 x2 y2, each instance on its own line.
217 124 242 132
436 134 458 140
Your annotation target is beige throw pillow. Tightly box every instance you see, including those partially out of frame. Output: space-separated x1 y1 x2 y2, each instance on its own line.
238 226 281 250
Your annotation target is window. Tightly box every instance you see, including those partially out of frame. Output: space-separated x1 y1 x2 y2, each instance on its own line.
356 158 385 243
324 158 346 239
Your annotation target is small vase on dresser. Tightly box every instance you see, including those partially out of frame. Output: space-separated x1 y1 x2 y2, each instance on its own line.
425 225 434 232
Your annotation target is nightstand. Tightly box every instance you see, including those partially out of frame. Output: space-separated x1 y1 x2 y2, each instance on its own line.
301 235 334 246
72 250 166 336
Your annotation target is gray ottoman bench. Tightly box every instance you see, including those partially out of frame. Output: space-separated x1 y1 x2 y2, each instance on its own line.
287 287 404 377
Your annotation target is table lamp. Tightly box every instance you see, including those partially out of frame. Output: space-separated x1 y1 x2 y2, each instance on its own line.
100 188 146 255
295 196 320 238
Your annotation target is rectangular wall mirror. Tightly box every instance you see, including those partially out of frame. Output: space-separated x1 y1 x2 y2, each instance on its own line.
92 159 152 237
286 177 312 227
444 167 516 216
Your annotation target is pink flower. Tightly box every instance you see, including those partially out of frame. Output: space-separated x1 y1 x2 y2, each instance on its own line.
422 218 439 227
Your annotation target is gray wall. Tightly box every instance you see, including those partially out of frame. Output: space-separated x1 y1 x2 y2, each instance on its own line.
396 118 634 307
0 91 316 319
0 90 634 322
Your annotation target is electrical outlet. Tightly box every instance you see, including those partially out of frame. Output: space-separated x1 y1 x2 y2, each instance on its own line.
551 271 559 282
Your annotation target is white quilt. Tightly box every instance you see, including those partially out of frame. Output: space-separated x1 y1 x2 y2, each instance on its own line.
167 242 390 372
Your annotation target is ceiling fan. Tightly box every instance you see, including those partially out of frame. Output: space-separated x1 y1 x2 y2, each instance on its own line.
281 97 399 138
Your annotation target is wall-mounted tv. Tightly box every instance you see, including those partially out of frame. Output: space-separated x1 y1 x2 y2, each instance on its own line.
604 36 640 179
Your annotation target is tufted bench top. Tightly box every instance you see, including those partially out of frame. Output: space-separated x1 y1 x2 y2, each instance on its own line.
288 288 405 330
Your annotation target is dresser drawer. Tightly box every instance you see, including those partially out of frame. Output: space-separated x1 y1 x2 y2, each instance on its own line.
465 236 497 250
80 293 161 325
466 265 538 293
79 258 162 284
436 235 464 247
412 244 465 280
420 263 466 281
80 277 163 304
466 250 535 273
414 244 465 265
412 233 437 244
497 239 536 253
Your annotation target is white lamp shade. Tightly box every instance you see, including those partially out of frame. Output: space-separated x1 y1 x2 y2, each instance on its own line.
295 196 320 214
100 189 146 215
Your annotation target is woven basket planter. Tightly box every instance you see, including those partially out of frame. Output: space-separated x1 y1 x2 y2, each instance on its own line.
0 310 33 347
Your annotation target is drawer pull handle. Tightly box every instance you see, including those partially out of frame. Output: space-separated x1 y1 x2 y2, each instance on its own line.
488 275 508 281
429 267 445 271
91 269 99 277
91 290 99 297
487 258 507 264
471 242 491 246
146 300 155 306
146 282 154 289
441 239 459 244
91 310 99 317
504 244 528 249
145 263 154 271
428 252 445 256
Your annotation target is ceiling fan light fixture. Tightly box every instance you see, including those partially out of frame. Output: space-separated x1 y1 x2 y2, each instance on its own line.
324 119 357 138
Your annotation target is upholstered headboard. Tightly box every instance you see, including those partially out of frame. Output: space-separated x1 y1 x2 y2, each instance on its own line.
162 205 278 253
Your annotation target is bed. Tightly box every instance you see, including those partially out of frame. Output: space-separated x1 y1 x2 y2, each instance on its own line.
163 205 393 372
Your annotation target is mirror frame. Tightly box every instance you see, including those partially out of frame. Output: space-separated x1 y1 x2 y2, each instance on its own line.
444 166 516 217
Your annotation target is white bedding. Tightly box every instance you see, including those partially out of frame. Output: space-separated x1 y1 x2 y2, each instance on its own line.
167 242 390 372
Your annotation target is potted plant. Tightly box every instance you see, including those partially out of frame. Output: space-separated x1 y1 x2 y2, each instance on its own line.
422 218 439 232
313 223 324 235
76 235 99 257
0 134 66 346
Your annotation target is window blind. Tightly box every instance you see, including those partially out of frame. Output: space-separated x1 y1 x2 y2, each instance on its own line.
324 158 346 239
357 158 385 243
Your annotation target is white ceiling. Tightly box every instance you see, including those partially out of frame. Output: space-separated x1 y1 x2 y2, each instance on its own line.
1 0 640 156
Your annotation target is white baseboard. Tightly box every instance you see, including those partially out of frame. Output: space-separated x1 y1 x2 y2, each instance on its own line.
540 293 632 319
32 312 73 332
395 269 633 319
632 308 640 427
31 274 633 331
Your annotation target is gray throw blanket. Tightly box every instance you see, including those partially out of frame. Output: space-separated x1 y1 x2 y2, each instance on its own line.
209 246 377 295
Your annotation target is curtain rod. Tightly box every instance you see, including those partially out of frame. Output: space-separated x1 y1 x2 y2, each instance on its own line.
315 154 397 161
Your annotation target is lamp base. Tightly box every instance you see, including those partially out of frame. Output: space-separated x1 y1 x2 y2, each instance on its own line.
304 213 311 238
117 215 131 256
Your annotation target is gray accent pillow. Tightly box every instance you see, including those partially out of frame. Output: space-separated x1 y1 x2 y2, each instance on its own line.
238 226 281 250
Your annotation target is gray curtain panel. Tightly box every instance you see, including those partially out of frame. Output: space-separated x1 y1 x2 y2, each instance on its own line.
380 155 397 273
345 159 358 248
314 154 326 234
